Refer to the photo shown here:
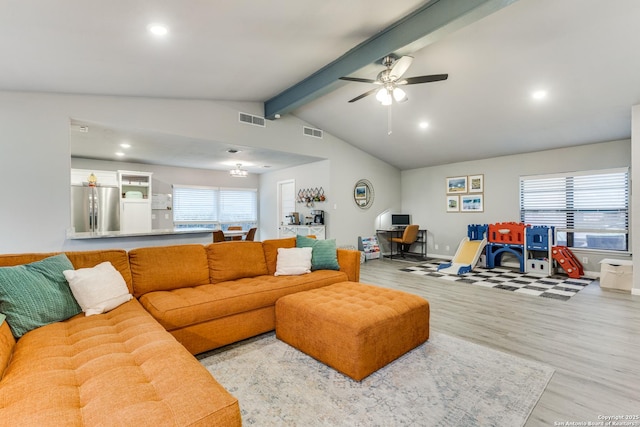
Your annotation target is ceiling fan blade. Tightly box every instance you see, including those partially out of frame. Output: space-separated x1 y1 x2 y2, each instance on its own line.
348 88 378 103
390 56 413 79
398 74 449 85
339 76 379 84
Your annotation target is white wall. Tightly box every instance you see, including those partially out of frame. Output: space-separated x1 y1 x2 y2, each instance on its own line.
631 104 640 295
402 139 631 272
260 132 403 247
259 160 329 241
0 90 400 253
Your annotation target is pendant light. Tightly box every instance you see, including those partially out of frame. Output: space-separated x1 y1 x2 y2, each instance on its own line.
229 164 248 178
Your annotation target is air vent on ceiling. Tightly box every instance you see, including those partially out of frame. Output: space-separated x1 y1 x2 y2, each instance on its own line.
239 112 265 127
303 126 323 139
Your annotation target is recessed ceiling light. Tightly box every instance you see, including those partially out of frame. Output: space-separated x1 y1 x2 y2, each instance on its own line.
148 23 168 37
532 90 547 100
115 152 125 157
120 143 131 148
419 121 429 129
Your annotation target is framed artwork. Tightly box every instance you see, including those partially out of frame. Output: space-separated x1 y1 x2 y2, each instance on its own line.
461 194 484 212
353 179 374 209
354 184 367 200
446 176 467 194
468 174 484 193
446 195 459 212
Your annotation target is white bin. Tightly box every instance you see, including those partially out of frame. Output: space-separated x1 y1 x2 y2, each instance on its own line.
599 259 633 291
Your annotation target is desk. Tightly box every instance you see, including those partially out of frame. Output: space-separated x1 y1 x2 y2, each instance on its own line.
376 229 427 260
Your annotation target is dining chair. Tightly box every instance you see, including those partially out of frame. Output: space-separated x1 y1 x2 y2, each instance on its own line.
213 230 225 243
228 226 243 240
390 225 419 258
244 227 257 241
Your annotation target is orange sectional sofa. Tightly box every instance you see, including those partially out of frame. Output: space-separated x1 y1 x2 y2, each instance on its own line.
131 238 360 354
0 238 360 426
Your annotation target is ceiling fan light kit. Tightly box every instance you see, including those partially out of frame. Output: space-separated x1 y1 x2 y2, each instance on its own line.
340 55 448 105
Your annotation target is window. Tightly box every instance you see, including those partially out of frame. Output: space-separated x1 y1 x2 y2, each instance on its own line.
173 185 257 230
519 168 629 252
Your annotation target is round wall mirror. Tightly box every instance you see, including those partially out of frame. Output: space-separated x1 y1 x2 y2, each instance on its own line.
353 179 374 209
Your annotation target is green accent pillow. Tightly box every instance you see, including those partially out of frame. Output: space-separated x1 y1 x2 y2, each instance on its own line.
0 254 82 338
0 312 5 326
296 235 340 271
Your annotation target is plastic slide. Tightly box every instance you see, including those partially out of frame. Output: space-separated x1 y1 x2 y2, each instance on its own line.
551 246 584 278
437 237 487 275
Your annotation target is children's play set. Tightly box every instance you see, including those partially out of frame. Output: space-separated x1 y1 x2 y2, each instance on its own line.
438 222 584 278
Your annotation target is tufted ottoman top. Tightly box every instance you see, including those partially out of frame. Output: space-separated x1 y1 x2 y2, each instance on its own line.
275 281 430 380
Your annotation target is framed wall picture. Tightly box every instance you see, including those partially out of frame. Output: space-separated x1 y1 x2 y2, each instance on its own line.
446 176 467 194
461 194 484 212
446 195 459 212
468 174 484 193
353 179 374 209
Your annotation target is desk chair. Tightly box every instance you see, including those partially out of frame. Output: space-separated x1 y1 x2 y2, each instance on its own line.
244 227 257 241
213 230 225 243
390 225 419 258
228 226 243 240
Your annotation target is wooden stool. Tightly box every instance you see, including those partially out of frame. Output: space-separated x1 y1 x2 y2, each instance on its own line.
275 281 430 381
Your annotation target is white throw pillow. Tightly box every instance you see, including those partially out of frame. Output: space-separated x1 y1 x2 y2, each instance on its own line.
63 261 132 316
275 247 313 276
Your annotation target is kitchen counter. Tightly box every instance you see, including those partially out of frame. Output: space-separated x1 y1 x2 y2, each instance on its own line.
67 228 212 240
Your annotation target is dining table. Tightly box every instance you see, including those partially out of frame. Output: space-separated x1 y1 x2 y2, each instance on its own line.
223 229 247 240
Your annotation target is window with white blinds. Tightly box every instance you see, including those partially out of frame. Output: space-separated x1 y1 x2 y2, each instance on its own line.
219 188 257 222
519 168 629 251
172 185 257 229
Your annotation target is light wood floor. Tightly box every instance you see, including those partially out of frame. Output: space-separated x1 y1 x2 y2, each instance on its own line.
359 258 640 427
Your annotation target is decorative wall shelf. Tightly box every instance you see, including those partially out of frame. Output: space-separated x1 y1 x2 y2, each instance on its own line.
297 187 326 207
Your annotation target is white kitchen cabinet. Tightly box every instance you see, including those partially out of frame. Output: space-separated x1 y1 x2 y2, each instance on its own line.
279 225 325 239
118 170 152 232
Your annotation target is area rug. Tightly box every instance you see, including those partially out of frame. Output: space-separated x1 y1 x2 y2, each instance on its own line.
401 261 593 301
198 332 554 426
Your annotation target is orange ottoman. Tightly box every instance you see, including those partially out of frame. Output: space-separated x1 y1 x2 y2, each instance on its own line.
275 281 430 381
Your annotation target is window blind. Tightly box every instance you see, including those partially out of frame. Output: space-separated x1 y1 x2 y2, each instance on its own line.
173 185 218 223
219 188 257 223
519 168 629 251
172 185 258 227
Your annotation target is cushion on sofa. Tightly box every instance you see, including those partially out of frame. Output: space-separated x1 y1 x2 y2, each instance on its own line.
262 237 296 275
0 250 133 294
0 254 82 338
274 247 312 276
65 249 133 292
129 245 210 298
296 235 340 270
207 241 269 283
63 261 133 316
139 269 349 332
0 299 241 426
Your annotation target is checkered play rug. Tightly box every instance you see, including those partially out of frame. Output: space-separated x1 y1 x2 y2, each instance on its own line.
400 261 593 301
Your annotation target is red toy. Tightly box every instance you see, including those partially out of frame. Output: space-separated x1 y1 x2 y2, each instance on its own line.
551 246 584 278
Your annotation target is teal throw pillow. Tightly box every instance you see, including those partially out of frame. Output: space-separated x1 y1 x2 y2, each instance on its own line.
296 235 340 271
0 254 82 338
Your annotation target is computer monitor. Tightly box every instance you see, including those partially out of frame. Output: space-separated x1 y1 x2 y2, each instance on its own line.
391 214 411 228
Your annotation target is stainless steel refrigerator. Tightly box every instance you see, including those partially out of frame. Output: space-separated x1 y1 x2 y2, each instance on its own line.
71 185 120 233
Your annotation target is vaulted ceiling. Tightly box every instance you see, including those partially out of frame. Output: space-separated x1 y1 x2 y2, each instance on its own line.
3 0 639 171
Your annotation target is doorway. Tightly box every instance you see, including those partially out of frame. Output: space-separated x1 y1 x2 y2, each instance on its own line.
277 179 295 238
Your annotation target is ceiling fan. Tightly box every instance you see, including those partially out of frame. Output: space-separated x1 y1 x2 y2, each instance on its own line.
339 55 448 104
